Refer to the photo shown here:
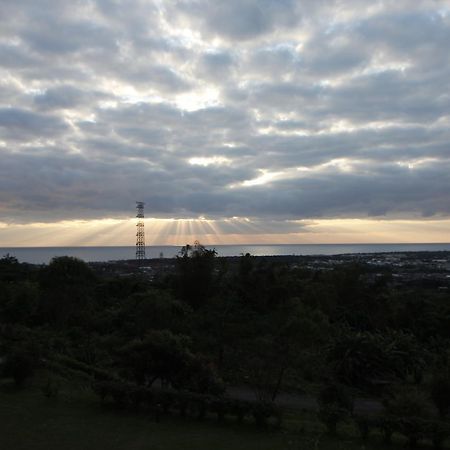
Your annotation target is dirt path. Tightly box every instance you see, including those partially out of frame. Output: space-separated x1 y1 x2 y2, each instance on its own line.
226 386 383 414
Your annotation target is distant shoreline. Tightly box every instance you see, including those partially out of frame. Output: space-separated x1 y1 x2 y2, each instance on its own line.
2 243 450 265
2 243 449 249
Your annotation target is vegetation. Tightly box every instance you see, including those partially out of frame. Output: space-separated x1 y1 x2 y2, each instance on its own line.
0 386 397 450
1 247 450 448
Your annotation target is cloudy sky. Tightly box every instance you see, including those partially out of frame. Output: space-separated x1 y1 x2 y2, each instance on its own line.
1 0 450 246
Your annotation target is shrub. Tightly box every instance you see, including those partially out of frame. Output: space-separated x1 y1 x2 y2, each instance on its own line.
383 385 431 418
174 391 191 417
41 376 60 398
355 415 371 441
425 420 450 450
398 416 425 448
430 375 450 418
362 413 450 448
317 383 353 435
209 398 227 421
155 390 175 414
186 393 208 420
92 380 137 409
109 382 129 409
128 385 145 410
251 402 280 428
230 399 251 423
378 416 449 449
377 414 397 444
2 349 37 387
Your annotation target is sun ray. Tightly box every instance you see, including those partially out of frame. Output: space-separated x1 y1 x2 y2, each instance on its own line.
2 216 450 247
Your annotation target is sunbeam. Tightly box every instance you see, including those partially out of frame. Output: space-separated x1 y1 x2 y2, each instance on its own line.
2 217 450 247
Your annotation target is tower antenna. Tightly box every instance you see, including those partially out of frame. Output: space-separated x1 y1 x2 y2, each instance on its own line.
136 201 146 260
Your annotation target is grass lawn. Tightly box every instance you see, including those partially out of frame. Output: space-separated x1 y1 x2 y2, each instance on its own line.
0 383 394 450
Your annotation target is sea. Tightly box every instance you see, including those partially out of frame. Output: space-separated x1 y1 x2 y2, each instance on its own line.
1 243 450 265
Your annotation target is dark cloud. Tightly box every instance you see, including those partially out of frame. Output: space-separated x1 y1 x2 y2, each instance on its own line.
174 0 301 40
0 108 68 140
111 64 192 92
0 0 449 226
0 43 36 69
198 50 236 80
357 11 450 56
248 44 300 76
33 85 105 110
23 21 117 55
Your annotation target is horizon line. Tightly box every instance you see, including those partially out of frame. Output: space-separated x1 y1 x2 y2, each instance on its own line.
1 242 450 249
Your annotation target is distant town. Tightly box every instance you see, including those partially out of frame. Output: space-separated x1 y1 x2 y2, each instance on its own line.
89 251 450 291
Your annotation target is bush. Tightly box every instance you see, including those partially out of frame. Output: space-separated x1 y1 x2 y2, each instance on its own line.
174 391 191 417
381 386 433 447
2 349 37 387
378 414 397 444
383 385 431 418
209 398 227 421
155 390 175 414
186 393 208 420
251 402 281 428
318 404 345 435
355 415 371 441
128 385 145 410
317 383 353 435
91 381 282 429
398 416 425 448
425 420 450 450
92 380 135 409
230 399 251 423
41 376 60 398
355 398 450 449
42 355 113 389
92 380 110 403
375 415 450 449
430 375 450 418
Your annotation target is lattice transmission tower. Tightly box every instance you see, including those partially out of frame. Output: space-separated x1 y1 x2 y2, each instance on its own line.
136 201 146 260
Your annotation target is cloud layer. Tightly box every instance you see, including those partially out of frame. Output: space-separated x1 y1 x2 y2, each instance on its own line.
1 0 450 232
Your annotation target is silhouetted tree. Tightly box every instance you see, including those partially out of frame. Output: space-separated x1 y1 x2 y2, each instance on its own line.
430 374 450 418
117 329 221 393
175 241 217 309
328 329 425 389
116 289 191 337
237 300 329 401
38 256 96 326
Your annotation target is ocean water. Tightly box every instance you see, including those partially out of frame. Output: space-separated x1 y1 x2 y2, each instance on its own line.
1 243 450 264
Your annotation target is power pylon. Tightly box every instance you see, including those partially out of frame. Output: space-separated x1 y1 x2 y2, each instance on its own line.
136 202 146 260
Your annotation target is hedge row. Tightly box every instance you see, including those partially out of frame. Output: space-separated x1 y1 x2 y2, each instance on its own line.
92 380 282 428
355 414 450 449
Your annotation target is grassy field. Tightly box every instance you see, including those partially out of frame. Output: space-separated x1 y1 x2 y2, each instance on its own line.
0 383 394 450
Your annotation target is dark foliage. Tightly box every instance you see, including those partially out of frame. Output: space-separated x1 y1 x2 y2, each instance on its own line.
2 247 450 440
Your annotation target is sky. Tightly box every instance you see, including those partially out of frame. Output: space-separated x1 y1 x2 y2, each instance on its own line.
1 0 450 246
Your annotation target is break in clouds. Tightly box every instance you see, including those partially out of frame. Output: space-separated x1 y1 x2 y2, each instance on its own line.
1 0 450 228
